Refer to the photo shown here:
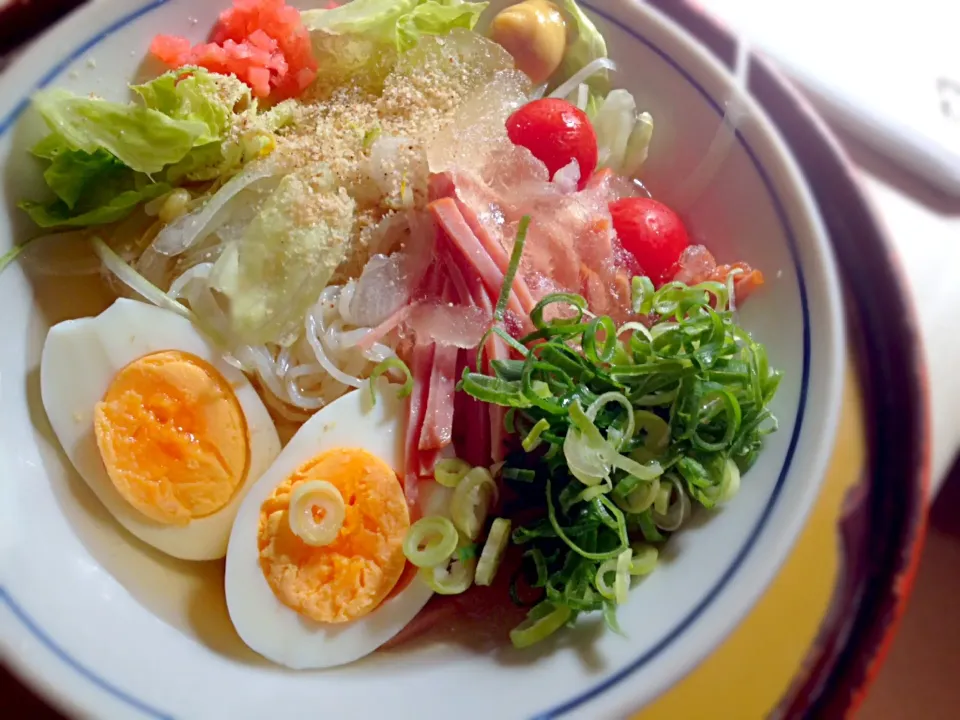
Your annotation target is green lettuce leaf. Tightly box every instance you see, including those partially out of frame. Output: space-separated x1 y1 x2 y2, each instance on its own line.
42 146 126 210
131 67 252 145
32 89 210 174
20 180 170 228
554 0 609 95
396 1 488 51
302 0 419 39
20 132 168 227
22 69 261 229
302 0 488 86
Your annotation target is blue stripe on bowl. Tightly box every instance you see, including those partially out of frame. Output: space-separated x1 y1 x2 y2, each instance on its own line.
0 1 811 717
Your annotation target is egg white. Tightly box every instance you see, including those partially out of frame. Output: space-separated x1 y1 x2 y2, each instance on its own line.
224 380 450 670
40 298 281 561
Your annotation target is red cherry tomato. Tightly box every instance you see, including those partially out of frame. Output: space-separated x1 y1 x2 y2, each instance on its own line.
506 98 598 189
609 197 691 285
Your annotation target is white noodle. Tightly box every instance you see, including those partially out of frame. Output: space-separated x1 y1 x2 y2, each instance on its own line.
306 311 365 388
548 57 617 104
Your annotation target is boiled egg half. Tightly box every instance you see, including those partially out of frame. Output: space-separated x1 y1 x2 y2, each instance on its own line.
41 298 281 560
225 380 451 669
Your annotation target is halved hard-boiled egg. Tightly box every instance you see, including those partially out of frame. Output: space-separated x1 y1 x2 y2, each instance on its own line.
225 381 452 669
41 298 281 560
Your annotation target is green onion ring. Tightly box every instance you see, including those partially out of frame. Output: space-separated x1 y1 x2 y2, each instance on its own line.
403 516 459 568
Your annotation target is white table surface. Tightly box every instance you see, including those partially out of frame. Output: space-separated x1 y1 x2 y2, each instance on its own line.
844 134 960 496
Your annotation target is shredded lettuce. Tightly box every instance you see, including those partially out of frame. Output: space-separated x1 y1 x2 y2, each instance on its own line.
553 0 609 95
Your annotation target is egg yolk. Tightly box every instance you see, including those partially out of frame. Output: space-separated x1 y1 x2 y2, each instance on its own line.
258 448 410 624
94 350 249 526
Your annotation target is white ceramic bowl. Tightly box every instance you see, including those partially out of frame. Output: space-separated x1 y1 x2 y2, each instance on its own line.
0 1 844 717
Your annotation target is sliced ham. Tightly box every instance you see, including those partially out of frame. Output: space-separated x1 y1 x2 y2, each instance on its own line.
429 198 527 321
404 342 435 509
357 304 411 352
455 198 537 314
419 342 459 451
407 303 490 349
453 374 491 468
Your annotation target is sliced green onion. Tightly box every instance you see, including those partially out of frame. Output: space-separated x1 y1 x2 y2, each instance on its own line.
612 475 660 514
510 601 572 648
635 410 670 452
403 516 458 568
632 275 655 314
583 315 617 364
288 481 345 547
586 391 635 448
367 357 413 405
603 601 625 636
456 271 783 645
524 548 550 588
629 542 658 576
494 215 531 322
618 320 653 343
503 467 536 483
569 399 662 481
457 543 479 562
559 477 611 513
595 548 631 604
420 555 476 595
718 458 741 502
450 467 498 540
493 324 531 358
653 484 671 515
651 475 689 531
546 479 627 561
522 418 551 452
476 518 512 586
615 547 631 604
434 458 471 488
636 510 665 542
530 292 587 329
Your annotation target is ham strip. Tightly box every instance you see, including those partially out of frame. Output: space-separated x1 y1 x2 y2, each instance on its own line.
455 198 537 314
419 342 459 451
431 172 537 315
357 304 411 352
404 342 435 509
429 198 527 320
